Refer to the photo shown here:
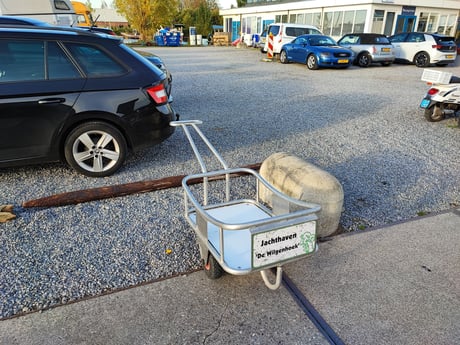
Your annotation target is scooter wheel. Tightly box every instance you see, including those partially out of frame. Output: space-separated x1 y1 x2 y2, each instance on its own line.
204 255 224 279
424 106 445 122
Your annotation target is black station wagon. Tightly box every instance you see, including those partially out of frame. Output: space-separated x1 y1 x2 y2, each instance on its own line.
0 26 177 177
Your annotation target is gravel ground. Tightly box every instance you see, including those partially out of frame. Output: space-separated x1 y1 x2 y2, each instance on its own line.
1 46 459 319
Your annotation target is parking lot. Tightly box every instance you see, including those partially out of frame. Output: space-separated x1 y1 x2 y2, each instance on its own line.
1 46 459 319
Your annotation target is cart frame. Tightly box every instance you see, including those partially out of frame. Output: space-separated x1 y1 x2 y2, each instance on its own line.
171 120 321 289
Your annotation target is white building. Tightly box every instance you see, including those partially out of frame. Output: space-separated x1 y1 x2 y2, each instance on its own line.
219 0 460 41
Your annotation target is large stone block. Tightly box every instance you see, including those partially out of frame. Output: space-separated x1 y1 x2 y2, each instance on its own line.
259 152 343 238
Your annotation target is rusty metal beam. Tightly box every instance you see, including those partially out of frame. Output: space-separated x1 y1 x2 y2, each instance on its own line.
22 163 261 208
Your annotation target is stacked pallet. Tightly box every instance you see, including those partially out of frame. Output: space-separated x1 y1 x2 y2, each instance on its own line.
213 32 232 46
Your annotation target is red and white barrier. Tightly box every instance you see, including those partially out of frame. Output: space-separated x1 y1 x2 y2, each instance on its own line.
267 32 274 59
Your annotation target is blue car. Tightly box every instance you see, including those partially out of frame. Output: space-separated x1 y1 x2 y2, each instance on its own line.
279 34 354 69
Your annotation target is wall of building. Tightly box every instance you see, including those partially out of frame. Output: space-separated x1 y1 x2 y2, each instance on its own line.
220 0 459 41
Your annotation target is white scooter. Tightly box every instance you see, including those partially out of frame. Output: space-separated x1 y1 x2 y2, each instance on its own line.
420 69 460 126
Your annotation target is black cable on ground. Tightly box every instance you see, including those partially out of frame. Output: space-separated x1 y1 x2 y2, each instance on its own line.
282 272 346 345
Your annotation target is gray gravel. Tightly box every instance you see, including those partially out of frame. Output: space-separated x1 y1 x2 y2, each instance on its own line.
1 46 459 319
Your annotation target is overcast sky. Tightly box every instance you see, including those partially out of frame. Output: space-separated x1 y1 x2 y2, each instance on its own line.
88 0 236 9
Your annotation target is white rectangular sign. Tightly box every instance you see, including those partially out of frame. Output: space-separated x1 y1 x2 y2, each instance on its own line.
252 221 316 269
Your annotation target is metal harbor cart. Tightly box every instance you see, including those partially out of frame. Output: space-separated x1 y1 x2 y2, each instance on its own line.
171 120 321 290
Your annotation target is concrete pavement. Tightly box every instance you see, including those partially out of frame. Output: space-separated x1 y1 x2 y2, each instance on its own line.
1 208 459 345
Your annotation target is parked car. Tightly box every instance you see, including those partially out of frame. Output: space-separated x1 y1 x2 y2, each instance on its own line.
337 33 395 67
258 28 267 51
279 34 354 70
134 50 172 98
456 37 460 54
0 26 177 177
0 16 170 79
388 32 457 67
264 23 322 55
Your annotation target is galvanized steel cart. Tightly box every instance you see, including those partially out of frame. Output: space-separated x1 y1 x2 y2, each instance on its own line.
171 120 320 290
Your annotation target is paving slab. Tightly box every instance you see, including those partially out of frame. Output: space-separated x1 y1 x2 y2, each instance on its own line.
285 209 460 345
1 210 459 345
0 270 328 345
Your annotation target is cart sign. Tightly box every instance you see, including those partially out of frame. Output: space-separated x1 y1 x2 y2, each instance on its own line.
252 221 316 268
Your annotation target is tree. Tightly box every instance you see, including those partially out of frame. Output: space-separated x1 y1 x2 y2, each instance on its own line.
114 0 179 41
85 1 93 12
176 0 220 37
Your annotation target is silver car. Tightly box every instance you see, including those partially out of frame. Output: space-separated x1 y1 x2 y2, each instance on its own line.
337 33 395 67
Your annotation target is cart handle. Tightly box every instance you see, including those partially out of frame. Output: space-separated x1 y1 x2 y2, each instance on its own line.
261 267 283 290
170 120 229 172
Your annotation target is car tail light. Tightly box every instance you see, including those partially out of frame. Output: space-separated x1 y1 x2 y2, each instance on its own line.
146 84 168 104
432 44 442 50
427 88 439 95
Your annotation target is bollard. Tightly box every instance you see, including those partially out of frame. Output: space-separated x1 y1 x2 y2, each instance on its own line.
259 152 344 238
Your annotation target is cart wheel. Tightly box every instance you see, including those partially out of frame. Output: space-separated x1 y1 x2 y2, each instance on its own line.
204 255 224 279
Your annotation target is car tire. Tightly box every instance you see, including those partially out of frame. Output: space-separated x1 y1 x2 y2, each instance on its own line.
306 54 319 70
424 105 445 122
414 52 430 67
204 254 224 279
280 50 289 64
357 53 371 67
64 121 127 177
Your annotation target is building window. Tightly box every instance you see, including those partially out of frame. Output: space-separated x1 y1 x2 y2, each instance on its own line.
275 14 288 23
372 10 385 34
353 10 366 33
322 10 366 36
427 13 439 32
332 11 343 36
342 11 354 34
323 11 333 35
445 15 456 35
312 12 321 28
417 12 428 31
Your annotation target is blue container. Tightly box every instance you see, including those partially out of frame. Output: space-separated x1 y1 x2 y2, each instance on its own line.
166 33 181 47
155 35 165 46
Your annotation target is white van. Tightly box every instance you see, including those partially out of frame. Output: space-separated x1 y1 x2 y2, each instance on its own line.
0 0 77 26
264 23 322 55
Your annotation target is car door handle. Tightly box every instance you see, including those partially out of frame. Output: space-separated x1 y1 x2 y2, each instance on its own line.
38 98 65 104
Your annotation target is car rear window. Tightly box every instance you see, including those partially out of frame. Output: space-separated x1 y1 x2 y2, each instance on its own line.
434 35 455 44
360 35 390 44
64 42 127 77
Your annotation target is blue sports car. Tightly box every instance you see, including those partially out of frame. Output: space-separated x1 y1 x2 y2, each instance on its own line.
279 34 355 69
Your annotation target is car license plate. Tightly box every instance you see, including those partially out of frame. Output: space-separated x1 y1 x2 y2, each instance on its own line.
381 47 391 52
338 59 349 63
446 55 454 59
420 99 430 108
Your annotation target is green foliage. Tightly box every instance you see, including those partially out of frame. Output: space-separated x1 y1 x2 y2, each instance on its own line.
85 1 93 12
175 0 221 36
114 0 179 40
113 0 221 40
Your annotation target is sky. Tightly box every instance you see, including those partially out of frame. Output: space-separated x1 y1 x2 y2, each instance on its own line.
88 0 237 9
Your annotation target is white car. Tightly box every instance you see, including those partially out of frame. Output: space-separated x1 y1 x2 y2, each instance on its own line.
389 32 457 67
